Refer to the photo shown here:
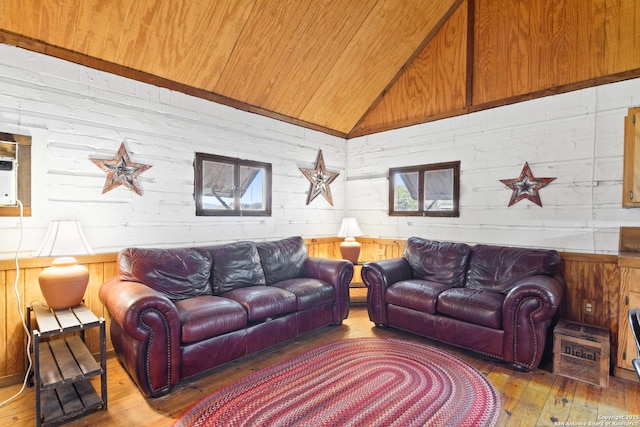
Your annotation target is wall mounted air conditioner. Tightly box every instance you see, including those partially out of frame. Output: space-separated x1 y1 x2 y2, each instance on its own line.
0 157 17 206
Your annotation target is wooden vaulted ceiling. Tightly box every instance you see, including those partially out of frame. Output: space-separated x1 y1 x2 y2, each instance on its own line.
0 0 463 138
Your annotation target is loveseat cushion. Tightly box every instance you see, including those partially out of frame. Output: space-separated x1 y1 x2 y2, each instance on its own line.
466 245 561 293
404 237 471 287
118 247 213 301
272 278 335 310
385 280 451 315
223 286 297 322
256 236 307 285
208 241 266 295
174 296 247 343
437 288 505 329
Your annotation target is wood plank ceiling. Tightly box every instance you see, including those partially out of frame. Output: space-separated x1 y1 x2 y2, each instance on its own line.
0 0 461 138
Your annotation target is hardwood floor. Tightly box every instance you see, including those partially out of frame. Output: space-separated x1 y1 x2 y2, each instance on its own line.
2 306 640 427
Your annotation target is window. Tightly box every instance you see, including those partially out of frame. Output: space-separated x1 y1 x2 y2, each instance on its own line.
389 161 460 217
195 153 271 216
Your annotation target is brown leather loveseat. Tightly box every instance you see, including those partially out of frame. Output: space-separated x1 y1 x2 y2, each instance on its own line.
100 236 353 397
362 237 565 371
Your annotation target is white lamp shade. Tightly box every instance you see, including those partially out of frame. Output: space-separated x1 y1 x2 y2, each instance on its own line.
37 220 94 257
337 217 363 239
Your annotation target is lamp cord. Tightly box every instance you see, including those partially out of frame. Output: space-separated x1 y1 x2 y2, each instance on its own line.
0 200 33 409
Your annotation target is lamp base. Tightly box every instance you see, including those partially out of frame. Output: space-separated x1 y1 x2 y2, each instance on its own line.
38 257 89 309
340 238 361 264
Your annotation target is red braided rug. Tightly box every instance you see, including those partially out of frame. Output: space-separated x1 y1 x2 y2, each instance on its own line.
174 338 500 427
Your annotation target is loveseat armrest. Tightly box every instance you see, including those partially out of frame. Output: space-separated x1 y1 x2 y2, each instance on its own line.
99 276 181 397
361 258 413 326
502 275 565 370
303 257 353 322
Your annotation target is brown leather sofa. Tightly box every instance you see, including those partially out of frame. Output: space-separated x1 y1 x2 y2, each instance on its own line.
99 236 353 397
362 237 565 371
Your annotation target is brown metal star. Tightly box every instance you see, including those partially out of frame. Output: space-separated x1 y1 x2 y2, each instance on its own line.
91 142 152 196
500 162 555 207
299 150 339 206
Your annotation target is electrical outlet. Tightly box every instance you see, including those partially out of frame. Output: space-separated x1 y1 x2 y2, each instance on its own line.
584 299 595 316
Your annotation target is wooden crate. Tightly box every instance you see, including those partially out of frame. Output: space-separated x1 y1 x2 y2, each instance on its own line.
553 319 610 388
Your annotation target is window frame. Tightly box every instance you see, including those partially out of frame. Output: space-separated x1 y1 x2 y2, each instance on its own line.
388 160 460 217
195 152 272 217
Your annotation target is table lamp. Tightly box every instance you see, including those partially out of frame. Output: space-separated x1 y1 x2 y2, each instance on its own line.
37 220 95 309
337 217 364 264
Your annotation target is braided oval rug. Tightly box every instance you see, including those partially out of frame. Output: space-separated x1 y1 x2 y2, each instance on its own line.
174 338 500 427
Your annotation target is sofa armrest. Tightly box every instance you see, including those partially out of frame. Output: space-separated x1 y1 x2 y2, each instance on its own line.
502 275 565 370
303 257 353 322
361 258 413 326
99 276 181 397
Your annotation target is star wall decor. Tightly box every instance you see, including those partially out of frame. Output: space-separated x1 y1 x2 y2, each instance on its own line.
91 142 152 196
500 162 556 207
299 150 339 206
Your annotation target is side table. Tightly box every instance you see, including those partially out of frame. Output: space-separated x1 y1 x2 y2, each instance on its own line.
350 262 367 304
28 302 107 426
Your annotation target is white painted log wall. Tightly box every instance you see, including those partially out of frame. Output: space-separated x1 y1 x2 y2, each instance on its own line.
1 43 639 258
347 78 640 254
0 44 347 258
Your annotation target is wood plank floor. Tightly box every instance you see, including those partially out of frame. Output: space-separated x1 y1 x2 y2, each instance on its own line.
2 305 640 426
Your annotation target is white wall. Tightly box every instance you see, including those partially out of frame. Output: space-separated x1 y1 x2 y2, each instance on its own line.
1 43 638 258
347 78 640 254
0 44 348 258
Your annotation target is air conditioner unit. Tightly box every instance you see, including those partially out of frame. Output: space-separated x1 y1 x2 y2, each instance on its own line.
0 157 17 206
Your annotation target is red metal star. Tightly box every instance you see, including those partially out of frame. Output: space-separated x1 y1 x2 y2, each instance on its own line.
500 162 555 207
91 143 152 196
299 150 339 206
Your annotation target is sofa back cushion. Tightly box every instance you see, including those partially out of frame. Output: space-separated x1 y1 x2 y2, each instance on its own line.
403 237 471 287
207 241 266 295
118 247 213 301
256 236 307 285
465 244 562 293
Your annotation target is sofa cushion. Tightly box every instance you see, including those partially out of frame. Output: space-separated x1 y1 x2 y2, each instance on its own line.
403 237 471 287
174 296 247 343
466 245 561 293
386 280 451 315
272 278 335 310
256 236 307 285
437 288 505 329
222 286 297 322
118 247 213 301
208 241 266 295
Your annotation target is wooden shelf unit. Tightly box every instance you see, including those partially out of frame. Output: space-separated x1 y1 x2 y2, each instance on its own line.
28 303 107 426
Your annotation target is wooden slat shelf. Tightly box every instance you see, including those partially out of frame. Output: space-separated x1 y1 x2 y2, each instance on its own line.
40 380 103 425
38 337 101 389
33 304 102 336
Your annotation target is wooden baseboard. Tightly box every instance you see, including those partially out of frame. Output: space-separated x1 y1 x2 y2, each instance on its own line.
613 366 640 383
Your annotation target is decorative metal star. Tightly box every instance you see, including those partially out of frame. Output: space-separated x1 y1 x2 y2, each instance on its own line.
91 142 152 196
500 162 555 207
299 150 339 206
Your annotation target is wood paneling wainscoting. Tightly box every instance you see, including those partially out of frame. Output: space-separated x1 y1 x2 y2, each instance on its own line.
560 252 622 378
0 237 629 388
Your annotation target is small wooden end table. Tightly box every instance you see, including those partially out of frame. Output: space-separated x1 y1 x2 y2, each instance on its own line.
350 261 368 305
28 302 107 426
